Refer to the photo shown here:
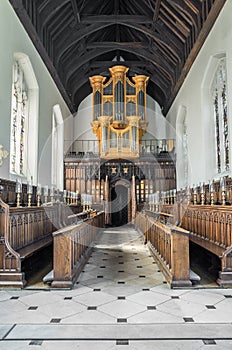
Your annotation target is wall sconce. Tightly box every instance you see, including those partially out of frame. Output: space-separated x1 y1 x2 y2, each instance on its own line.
0 145 9 166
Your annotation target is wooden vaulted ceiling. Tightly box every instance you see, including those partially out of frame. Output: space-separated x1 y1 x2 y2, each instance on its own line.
9 0 226 114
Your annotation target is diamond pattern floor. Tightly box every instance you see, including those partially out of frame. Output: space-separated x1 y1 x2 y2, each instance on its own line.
1 225 232 349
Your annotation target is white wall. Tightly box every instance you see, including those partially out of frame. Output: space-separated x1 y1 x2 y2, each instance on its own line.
0 0 72 186
73 94 97 154
145 95 171 140
74 94 95 141
166 0 232 189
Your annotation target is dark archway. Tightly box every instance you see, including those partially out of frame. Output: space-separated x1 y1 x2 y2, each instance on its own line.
111 183 129 227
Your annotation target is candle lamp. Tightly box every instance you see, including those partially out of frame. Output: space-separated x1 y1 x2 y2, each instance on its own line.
70 192 73 204
50 185 55 203
186 186 191 205
200 182 205 205
27 179 33 207
37 183 41 207
81 193 85 212
56 189 60 202
66 191 70 205
193 185 197 205
167 190 170 205
76 192 79 205
63 190 67 204
220 177 226 205
156 193 158 211
169 190 173 204
173 189 177 204
16 178 22 207
44 185 48 204
210 180 215 205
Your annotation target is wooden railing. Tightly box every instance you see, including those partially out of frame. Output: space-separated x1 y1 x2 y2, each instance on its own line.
181 205 232 286
52 212 104 288
135 211 191 287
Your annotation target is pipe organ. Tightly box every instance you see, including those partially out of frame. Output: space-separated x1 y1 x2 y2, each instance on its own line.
65 65 176 226
90 66 149 159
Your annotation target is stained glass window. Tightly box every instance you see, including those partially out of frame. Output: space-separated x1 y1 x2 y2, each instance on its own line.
212 58 230 173
10 61 28 176
183 119 188 187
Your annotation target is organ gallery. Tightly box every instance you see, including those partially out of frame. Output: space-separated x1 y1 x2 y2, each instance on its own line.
65 66 176 226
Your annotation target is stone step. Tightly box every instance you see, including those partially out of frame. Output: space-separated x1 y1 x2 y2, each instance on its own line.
5 323 232 341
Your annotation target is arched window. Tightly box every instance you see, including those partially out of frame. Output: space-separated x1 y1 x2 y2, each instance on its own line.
10 53 39 183
211 58 229 173
51 105 64 191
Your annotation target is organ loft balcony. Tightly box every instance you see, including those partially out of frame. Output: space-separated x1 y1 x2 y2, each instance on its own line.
64 138 176 161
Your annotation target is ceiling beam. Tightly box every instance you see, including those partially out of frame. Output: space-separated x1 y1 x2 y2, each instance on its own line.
55 22 113 67
164 0 227 115
38 0 70 37
153 0 162 22
86 41 179 66
162 2 190 34
128 0 151 18
38 0 69 16
80 15 153 24
56 19 182 69
86 42 150 49
65 46 174 88
89 60 154 68
71 0 81 24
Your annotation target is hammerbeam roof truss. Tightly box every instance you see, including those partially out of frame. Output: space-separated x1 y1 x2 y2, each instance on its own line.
10 0 226 114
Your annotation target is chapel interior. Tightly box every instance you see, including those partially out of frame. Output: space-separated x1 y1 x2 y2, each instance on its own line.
0 0 232 293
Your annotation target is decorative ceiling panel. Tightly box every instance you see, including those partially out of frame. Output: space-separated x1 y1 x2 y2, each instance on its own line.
10 0 226 114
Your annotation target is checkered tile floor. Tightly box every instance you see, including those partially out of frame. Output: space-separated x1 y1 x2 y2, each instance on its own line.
1 225 232 349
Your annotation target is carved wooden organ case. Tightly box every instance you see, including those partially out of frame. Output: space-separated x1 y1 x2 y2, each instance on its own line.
89 66 149 159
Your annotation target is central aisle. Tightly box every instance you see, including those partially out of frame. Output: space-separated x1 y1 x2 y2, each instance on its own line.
1 225 232 349
77 225 166 303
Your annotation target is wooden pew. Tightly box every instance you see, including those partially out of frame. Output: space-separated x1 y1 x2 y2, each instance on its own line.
52 211 104 288
181 205 232 287
0 198 62 287
135 211 191 288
